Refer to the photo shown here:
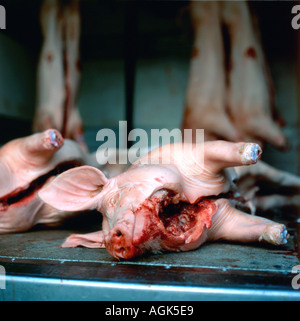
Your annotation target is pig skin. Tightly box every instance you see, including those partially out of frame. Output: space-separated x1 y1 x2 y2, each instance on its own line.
234 160 300 212
221 1 288 149
39 141 290 260
182 1 287 149
0 129 86 233
0 129 128 234
182 2 240 142
33 0 88 152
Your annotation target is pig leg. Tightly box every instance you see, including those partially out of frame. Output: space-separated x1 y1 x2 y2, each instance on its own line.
138 141 262 204
203 141 262 172
187 142 261 203
63 0 88 152
209 199 289 245
234 161 300 211
18 129 64 166
235 161 300 187
221 1 288 149
33 0 65 133
0 129 65 197
34 0 87 152
182 1 239 142
253 195 300 211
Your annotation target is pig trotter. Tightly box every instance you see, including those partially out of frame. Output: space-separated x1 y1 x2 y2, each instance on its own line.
259 224 289 245
43 129 64 150
239 143 262 165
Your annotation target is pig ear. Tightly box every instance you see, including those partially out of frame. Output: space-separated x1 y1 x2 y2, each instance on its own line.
39 166 109 212
61 231 105 249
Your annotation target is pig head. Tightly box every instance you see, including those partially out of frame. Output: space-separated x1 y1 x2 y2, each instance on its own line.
39 163 217 259
0 129 86 233
39 141 289 261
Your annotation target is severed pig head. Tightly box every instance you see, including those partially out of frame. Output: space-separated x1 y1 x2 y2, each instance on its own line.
39 141 290 260
0 129 86 233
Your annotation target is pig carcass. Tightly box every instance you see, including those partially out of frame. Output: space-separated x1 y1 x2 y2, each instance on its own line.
0 129 87 233
0 129 129 234
183 2 239 142
33 0 88 152
221 1 288 149
182 1 287 149
39 141 290 260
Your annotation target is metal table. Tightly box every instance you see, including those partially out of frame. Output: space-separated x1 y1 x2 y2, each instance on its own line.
0 211 299 301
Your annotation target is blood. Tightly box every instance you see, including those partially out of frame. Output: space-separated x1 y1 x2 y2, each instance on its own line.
108 189 250 259
61 28 70 138
133 192 215 250
9 192 37 210
0 187 23 211
0 160 82 211
271 250 298 257
192 47 200 58
106 237 142 261
245 47 257 59
132 197 164 246
61 83 71 138
160 202 198 236
46 53 53 63
107 189 220 259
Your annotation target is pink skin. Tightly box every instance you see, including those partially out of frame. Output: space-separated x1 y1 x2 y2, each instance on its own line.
39 141 289 260
234 160 300 212
0 129 86 233
33 0 88 152
222 2 288 149
183 2 287 149
183 2 240 142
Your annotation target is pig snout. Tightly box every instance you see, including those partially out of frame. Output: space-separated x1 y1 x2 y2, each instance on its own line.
105 225 141 260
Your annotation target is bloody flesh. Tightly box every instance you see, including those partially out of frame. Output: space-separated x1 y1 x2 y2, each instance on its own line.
132 191 216 254
0 160 82 211
245 46 257 59
106 190 218 260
